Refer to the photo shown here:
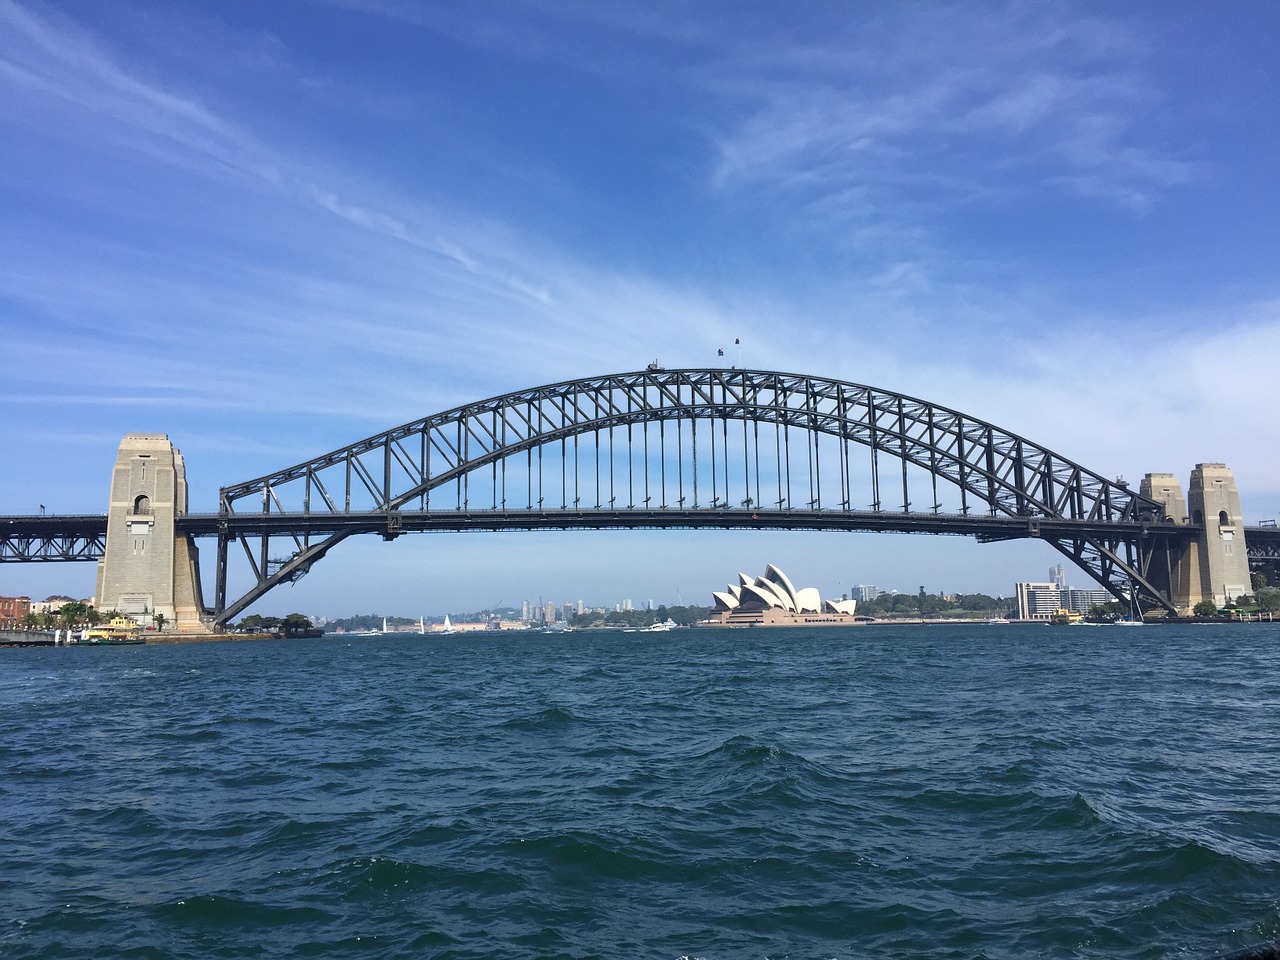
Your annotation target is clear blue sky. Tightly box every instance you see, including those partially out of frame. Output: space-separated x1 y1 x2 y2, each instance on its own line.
4 1 1279 616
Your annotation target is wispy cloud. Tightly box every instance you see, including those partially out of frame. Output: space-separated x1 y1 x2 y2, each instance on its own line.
2 0 1277 610
704 5 1199 220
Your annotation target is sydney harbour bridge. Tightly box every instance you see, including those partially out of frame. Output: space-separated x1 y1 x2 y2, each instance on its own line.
2 367 1275 631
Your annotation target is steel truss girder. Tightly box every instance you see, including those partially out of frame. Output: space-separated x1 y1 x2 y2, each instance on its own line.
0 515 107 562
1044 535 1176 615
213 368 1179 622
1244 527 1280 560
0 533 106 562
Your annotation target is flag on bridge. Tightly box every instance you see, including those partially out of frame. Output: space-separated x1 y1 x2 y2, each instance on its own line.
717 348 724 357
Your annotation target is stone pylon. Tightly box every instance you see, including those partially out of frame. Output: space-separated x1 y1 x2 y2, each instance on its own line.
1141 464 1251 614
95 434 210 633
1187 463 1251 609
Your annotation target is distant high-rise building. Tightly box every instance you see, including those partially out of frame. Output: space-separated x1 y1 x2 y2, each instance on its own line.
577 599 585 615
645 599 654 611
1050 564 1066 588
521 600 531 622
623 598 633 611
854 585 881 602
544 601 556 624
1016 581 1113 620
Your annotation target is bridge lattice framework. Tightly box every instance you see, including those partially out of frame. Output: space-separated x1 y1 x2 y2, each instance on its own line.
204 368 1190 624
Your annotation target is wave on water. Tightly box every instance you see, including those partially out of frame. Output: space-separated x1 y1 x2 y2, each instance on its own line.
4 625 1280 959
500 704 589 731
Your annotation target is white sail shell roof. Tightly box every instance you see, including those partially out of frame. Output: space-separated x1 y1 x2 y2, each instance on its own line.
764 564 801 607
714 564 854 619
738 582 785 608
794 587 822 613
712 591 740 610
753 576 796 611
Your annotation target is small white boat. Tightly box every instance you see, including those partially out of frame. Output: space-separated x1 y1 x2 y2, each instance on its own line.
987 618 1010 625
641 619 679 632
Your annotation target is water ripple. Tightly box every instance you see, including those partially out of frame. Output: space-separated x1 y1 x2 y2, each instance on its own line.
2 623 1279 959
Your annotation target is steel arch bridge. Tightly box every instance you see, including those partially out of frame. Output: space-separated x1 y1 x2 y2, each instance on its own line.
202 367 1189 626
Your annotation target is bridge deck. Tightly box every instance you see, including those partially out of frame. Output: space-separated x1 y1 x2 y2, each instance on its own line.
0 510 1233 554
175 509 1189 541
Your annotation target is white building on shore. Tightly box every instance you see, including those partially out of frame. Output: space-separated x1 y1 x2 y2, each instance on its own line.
1015 581 1115 620
711 564 862 627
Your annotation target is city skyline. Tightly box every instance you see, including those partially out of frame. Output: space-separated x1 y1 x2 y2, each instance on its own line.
2 550 1069 623
4 2 1280 615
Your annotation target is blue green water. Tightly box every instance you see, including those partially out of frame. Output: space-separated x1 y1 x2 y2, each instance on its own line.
3 624 1279 959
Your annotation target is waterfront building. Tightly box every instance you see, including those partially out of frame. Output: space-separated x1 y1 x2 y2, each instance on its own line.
28 595 87 616
430 620 488 633
711 564 862 627
0 595 31 626
1016 581 1115 620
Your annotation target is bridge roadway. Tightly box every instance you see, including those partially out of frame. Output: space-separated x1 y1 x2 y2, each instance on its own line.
15 508 1280 557
176 509 1192 542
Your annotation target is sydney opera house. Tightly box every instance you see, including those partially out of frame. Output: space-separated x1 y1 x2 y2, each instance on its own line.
710 564 863 627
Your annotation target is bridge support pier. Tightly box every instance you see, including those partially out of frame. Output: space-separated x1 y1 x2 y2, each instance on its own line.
1141 464 1251 614
95 434 210 634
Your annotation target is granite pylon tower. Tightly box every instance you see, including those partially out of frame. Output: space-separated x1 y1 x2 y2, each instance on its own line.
95 434 209 632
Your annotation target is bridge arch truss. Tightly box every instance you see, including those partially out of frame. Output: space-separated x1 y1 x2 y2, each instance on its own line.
212 368 1184 624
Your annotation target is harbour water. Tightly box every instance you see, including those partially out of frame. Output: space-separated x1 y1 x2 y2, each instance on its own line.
3 623 1278 959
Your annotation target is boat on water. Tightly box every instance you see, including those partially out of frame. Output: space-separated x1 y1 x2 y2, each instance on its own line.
440 615 456 635
988 618 1010 625
78 616 145 645
1048 608 1084 625
641 619 679 632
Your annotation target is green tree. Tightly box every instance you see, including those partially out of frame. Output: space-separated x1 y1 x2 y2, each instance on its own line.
1193 599 1220 618
153 612 168 632
57 601 90 630
1256 588 1280 613
282 613 314 635
1087 601 1126 620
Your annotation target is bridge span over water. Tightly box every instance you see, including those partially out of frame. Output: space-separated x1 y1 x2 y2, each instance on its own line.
2 368 1271 630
